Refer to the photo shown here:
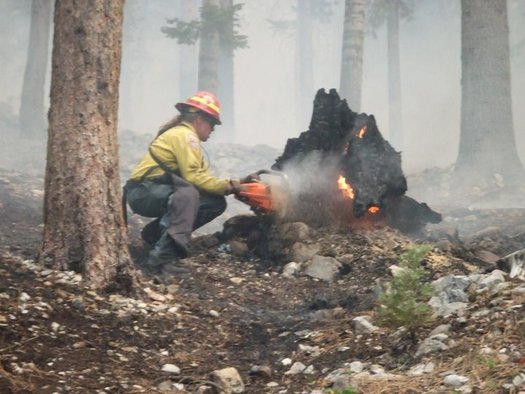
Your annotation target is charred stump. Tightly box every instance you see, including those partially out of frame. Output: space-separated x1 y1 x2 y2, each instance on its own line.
271 88 441 233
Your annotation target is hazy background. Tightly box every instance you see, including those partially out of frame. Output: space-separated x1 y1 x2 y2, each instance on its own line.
1 0 524 175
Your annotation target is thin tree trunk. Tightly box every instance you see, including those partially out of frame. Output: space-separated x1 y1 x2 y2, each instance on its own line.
42 0 138 292
387 0 403 151
217 0 235 142
121 0 140 130
178 0 200 99
455 0 524 187
198 0 220 93
295 0 314 130
339 0 368 112
19 0 52 139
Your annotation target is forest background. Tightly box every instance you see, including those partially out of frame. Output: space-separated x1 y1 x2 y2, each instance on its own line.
1 0 524 174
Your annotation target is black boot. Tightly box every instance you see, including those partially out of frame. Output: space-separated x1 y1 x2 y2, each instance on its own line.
141 218 162 246
147 233 190 277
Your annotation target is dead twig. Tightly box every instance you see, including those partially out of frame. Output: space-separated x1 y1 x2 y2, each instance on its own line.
0 335 40 353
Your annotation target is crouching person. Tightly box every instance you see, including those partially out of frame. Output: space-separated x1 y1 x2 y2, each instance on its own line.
125 91 242 277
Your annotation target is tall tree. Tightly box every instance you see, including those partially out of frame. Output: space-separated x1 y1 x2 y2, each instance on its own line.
41 0 138 292
177 0 200 99
267 0 339 130
161 0 247 141
295 0 314 128
386 0 402 151
121 0 146 130
339 0 368 112
162 0 247 141
19 0 52 139
0 1 31 129
454 0 524 190
217 0 235 140
197 0 221 93
368 0 414 151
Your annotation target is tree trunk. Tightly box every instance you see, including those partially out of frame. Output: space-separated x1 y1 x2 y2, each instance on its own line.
339 0 368 112
178 0 200 99
217 0 235 142
19 0 52 139
455 0 524 189
41 0 138 293
121 0 142 130
0 2 31 111
198 0 220 93
387 0 403 152
295 0 314 130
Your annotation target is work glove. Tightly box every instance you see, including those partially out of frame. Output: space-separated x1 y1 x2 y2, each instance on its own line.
240 173 260 184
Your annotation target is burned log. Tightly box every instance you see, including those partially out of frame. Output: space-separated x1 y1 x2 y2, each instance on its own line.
271 88 441 233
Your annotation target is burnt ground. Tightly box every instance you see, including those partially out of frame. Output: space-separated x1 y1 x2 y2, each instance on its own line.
2 167 525 393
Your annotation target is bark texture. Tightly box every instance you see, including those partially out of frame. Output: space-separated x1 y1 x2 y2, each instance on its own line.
19 0 52 138
339 0 368 112
456 0 524 189
42 0 137 292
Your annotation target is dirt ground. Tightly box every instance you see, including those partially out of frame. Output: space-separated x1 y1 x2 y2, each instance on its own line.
2 167 525 393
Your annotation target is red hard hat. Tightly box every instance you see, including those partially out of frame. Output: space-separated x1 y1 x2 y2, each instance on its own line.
175 91 222 125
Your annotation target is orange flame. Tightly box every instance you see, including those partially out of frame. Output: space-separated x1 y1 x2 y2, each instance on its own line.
337 175 380 215
337 175 354 199
368 206 380 214
358 125 367 139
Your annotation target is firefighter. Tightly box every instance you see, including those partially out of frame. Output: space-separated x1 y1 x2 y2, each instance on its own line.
125 91 253 276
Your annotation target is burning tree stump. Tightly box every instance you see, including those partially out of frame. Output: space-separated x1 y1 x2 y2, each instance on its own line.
271 88 441 233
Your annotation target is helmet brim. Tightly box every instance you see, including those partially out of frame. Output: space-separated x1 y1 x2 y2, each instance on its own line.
175 102 222 125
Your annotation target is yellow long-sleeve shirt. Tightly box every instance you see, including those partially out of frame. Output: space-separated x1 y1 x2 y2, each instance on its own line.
129 122 230 195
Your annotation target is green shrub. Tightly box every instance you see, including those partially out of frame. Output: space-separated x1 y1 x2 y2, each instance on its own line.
374 245 435 339
325 388 359 394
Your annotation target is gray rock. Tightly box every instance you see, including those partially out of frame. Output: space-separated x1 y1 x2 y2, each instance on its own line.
429 324 451 336
428 296 468 317
478 270 506 289
432 275 470 293
415 337 449 357
282 262 301 278
210 367 245 393
430 333 449 342
289 242 321 263
157 380 176 392
161 364 180 374
501 248 525 279
512 373 525 387
284 362 306 375
443 374 469 387
370 364 385 375
303 365 315 374
303 255 342 282
348 361 364 373
407 362 435 376
351 316 378 334
19 292 31 302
